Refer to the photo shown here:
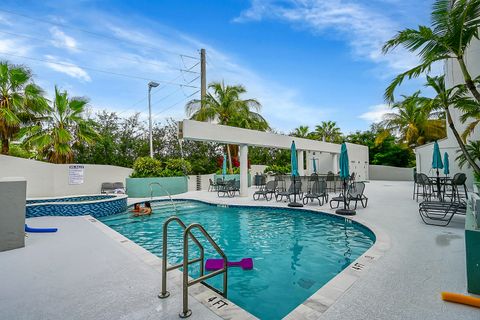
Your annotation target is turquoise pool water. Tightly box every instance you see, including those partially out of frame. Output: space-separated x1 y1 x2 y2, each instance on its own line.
99 200 375 319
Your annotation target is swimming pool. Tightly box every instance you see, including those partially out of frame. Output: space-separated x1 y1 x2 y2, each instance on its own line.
99 200 375 319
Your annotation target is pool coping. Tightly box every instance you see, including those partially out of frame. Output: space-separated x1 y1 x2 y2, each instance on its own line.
26 194 127 206
102 196 391 319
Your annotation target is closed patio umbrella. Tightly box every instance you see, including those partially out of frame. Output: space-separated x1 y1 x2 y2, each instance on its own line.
336 142 355 215
432 141 443 199
288 141 303 207
312 158 317 174
222 152 227 179
443 152 450 176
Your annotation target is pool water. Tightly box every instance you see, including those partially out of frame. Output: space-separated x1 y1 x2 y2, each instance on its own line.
99 200 375 319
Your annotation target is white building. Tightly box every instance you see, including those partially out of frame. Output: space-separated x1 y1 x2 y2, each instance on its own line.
415 39 480 187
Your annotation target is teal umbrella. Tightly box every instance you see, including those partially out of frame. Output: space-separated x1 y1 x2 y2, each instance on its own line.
432 141 443 199
290 141 299 177
443 152 450 176
222 152 227 178
312 158 317 174
288 141 302 207
337 143 355 215
339 143 350 180
432 141 443 170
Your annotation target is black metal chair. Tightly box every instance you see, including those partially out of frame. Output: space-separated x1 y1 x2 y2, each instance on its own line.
276 181 303 202
217 179 235 197
419 200 467 226
449 173 468 201
208 178 217 192
416 173 434 202
253 180 277 201
303 180 328 206
101 182 115 194
326 172 336 193
329 182 368 210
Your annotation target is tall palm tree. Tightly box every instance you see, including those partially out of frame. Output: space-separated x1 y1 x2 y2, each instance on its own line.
20 86 97 164
0 61 46 154
383 0 480 103
422 75 480 173
381 91 446 147
186 81 269 172
292 125 310 138
455 140 480 169
314 121 342 143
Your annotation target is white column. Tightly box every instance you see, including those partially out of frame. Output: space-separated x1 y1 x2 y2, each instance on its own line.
297 150 305 176
333 153 339 173
239 144 248 197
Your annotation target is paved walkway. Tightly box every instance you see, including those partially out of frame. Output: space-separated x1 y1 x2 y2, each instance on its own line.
0 180 478 319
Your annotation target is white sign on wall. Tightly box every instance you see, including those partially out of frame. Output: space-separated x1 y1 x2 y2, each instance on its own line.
68 165 85 185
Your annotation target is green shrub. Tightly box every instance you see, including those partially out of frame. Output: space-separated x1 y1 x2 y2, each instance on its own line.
215 167 240 175
163 158 192 176
264 164 291 174
131 157 162 178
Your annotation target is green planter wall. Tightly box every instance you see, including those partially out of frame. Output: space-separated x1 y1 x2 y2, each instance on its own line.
214 174 251 187
126 177 188 198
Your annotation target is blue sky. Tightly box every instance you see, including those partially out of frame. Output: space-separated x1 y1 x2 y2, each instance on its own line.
0 0 437 134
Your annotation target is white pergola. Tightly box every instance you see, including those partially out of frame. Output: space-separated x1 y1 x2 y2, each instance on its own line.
178 120 368 196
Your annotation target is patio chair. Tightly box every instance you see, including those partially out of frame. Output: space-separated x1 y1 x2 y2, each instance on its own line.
275 181 303 202
112 182 126 194
326 172 336 193
449 173 468 201
419 200 467 226
253 180 277 201
302 180 328 206
217 179 235 198
416 173 434 202
101 182 115 194
208 178 217 192
329 181 368 210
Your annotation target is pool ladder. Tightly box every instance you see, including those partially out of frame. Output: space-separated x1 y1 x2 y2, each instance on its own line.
158 216 228 318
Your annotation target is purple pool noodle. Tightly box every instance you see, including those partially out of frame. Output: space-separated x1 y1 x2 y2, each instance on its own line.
205 258 253 271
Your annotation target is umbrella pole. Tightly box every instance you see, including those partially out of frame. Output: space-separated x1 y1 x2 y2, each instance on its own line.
288 176 303 207
336 178 356 215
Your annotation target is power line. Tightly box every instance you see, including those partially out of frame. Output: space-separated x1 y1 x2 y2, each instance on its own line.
0 51 200 88
0 30 200 74
0 8 199 60
152 90 200 118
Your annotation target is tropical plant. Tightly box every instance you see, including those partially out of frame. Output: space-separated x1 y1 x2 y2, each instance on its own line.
383 0 480 103
20 86 97 164
0 61 46 154
380 91 446 147
292 125 310 138
422 75 480 173
455 140 480 169
131 156 162 178
186 81 269 172
314 121 342 143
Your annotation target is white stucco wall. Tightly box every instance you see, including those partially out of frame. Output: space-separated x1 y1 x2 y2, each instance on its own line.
369 165 414 181
0 155 133 197
187 174 215 191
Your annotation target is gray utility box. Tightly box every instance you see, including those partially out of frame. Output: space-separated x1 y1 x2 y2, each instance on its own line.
0 178 26 252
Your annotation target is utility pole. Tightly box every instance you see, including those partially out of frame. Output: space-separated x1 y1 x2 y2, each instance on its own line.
200 48 206 103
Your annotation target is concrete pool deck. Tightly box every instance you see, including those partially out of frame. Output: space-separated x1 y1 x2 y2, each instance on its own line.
0 180 478 319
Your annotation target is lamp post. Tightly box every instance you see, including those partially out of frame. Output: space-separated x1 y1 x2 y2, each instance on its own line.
148 81 159 158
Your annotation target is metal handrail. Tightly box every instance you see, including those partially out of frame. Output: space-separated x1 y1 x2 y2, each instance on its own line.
180 223 227 318
158 216 205 299
149 182 177 213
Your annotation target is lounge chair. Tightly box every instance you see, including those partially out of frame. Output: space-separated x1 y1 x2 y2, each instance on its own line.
302 180 328 205
419 200 467 226
329 182 368 210
276 181 302 202
253 180 277 201
217 179 235 198
113 182 126 194
101 182 115 194
208 178 217 192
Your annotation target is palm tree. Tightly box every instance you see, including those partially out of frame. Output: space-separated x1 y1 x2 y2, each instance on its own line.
422 75 480 173
20 86 98 164
186 81 269 172
292 125 310 138
0 61 46 154
380 91 446 147
314 121 342 143
455 140 480 169
383 0 480 103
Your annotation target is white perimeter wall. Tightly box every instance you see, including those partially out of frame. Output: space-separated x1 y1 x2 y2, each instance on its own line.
369 165 414 181
0 155 133 197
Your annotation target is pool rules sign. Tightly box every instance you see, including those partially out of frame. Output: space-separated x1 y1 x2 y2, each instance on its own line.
68 165 85 185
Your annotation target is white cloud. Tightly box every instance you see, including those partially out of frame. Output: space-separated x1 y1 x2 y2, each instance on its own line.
235 0 418 74
44 55 91 82
0 38 30 56
358 103 391 123
50 27 78 51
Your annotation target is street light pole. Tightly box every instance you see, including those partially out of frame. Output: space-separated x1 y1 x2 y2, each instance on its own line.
148 81 159 158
